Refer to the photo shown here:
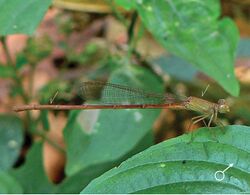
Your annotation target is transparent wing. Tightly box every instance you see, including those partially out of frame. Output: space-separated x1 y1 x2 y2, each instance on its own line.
78 81 173 105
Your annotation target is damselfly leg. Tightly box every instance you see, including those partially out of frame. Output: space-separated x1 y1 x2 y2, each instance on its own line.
187 114 210 143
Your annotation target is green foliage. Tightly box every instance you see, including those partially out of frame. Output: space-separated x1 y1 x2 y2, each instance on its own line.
0 0 52 35
0 115 23 171
132 0 239 96
40 110 50 131
23 36 53 65
10 142 54 193
55 131 154 193
0 171 22 193
38 80 70 103
114 0 135 10
64 65 164 175
152 55 198 82
81 126 250 194
15 54 28 70
67 43 100 65
0 66 15 78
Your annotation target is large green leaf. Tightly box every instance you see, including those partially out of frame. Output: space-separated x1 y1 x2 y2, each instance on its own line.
81 125 250 193
152 55 198 82
64 65 164 175
10 142 54 193
55 131 153 193
0 171 22 193
0 0 52 35
135 0 239 96
0 115 23 171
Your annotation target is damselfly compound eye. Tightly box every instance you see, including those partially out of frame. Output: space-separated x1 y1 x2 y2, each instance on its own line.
218 99 230 113
218 99 226 105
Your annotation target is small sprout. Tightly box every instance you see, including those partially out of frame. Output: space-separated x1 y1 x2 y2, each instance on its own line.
160 163 166 168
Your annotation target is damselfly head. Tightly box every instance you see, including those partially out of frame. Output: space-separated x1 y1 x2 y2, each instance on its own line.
218 99 230 113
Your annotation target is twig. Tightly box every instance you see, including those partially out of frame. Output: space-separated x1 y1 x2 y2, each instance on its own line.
127 11 138 44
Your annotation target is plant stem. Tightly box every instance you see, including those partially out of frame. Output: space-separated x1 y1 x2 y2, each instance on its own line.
127 11 138 61
28 65 35 100
0 36 14 65
127 12 138 44
0 36 29 103
1 36 65 153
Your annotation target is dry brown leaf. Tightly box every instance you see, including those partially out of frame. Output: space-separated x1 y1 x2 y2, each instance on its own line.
43 112 66 183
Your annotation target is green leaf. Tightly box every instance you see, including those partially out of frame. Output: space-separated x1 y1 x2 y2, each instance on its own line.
16 54 28 70
38 80 70 104
152 55 198 82
23 36 53 64
0 0 52 35
10 85 24 98
0 171 23 193
40 110 50 131
0 115 23 171
67 43 99 65
135 0 240 96
114 0 135 10
55 131 153 193
81 125 250 194
64 65 164 175
55 161 119 193
10 142 54 193
0 66 15 78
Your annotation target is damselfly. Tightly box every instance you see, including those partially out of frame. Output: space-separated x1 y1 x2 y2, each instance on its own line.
13 81 229 126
